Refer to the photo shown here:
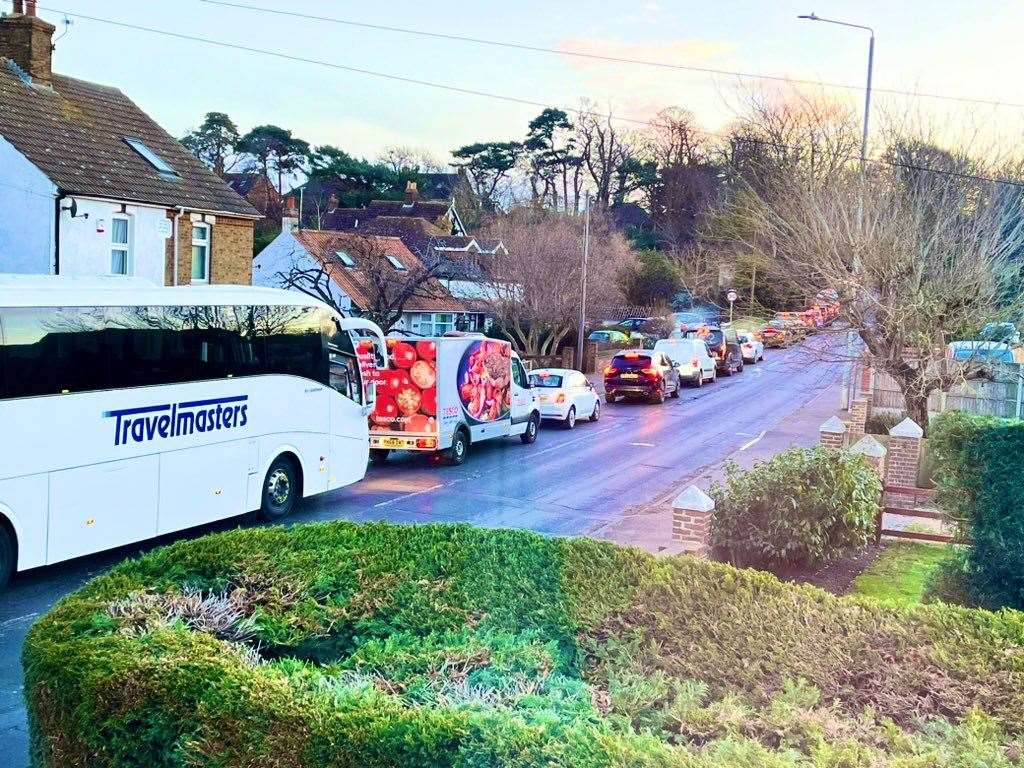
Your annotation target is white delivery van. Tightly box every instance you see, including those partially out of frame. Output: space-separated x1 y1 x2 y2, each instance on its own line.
368 335 541 465
653 338 717 387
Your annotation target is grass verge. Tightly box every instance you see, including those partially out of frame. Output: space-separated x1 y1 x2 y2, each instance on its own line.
852 541 949 607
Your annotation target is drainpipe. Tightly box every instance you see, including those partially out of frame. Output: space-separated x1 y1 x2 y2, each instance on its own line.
53 193 63 275
172 207 186 286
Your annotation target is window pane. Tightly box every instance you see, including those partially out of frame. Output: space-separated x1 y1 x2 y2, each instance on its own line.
111 218 129 245
111 250 128 275
0 307 109 397
193 225 208 242
191 245 207 280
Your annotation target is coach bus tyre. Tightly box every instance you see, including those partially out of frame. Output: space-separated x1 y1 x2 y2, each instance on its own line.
447 428 470 466
260 456 300 521
0 524 15 588
369 449 390 465
520 413 540 444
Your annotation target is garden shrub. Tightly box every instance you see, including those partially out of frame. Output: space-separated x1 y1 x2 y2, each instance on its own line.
927 411 1024 609
24 522 1024 767
708 447 881 569
866 410 906 435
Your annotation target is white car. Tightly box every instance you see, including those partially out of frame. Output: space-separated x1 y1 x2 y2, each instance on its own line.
737 332 765 363
653 338 717 387
529 368 601 429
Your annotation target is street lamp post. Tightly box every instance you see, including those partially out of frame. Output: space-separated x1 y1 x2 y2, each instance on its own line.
576 191 591 371
798 12 875 409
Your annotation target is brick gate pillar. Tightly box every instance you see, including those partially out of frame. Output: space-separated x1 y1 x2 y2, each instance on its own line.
851 435 888 478
886 418 924 488
848 398 869 444
672 486 715 556
819 415 847 449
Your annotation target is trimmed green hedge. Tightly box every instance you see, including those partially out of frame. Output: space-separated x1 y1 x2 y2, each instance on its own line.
928 411 1024 610
24 523 1024 767
709 447 881 569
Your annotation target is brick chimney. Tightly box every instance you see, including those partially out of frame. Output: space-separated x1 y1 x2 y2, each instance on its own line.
281 196 299 233
1 0 55 85
404 180 419 203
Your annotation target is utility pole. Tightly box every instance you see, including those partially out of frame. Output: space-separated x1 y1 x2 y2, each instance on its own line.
576 191 591 371
799 12 875 409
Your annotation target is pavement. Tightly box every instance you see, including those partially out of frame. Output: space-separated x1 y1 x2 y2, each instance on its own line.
0 338 844 765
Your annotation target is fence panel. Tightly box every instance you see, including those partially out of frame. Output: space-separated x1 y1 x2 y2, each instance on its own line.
871 368 1020 419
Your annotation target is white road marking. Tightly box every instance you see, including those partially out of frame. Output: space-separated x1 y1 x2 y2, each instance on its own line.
629 442 655 447
532 426 616 457
373 483 443 507
739 430 766 451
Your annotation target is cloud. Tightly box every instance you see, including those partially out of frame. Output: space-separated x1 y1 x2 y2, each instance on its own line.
555 37 744 127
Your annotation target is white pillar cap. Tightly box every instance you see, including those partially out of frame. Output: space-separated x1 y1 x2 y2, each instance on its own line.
851 435 887 458
889 417 924 438
819 415 846 434
672 485 715 513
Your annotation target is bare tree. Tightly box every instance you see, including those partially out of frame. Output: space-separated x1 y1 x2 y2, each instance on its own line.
577 101 638 209
273 235 452 333
378 146 445 174
724 163 1024 431
479 207 635 356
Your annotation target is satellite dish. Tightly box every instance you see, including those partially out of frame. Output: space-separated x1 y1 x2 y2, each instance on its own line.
67 199 78 218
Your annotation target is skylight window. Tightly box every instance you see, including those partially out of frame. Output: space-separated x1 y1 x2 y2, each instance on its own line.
124 138 180 179
336 250 356 268
386 254 406 271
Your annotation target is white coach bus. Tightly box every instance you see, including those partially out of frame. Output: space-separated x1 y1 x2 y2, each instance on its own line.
0 276 385 585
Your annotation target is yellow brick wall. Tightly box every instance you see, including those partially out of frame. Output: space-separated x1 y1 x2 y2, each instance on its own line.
163 213 255 286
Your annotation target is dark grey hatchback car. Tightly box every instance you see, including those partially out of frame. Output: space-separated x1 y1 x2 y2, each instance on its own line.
603 350 681 404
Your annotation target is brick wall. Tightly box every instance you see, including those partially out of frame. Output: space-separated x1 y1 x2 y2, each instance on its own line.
848 398 869 443
164 213 254 286
671 486 714 555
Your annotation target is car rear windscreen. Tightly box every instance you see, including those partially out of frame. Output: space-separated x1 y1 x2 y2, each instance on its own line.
529 374 563 388
611 355 651 370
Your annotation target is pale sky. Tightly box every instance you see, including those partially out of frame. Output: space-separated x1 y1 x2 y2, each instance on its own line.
33 0 1024 165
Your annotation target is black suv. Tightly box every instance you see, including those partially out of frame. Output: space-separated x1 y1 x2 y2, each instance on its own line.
685 326 744 376
603 350 681 404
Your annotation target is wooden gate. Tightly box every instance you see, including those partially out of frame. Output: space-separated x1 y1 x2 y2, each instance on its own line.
875 484 955 544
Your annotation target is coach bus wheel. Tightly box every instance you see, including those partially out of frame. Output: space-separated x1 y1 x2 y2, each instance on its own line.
0 524 15 588
260 456 301 521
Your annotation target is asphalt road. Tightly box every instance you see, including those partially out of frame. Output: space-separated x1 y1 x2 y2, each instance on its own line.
0 339 843 764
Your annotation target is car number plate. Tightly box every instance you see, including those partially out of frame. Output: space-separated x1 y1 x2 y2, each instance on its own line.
621 373 639 379
380 437 405 449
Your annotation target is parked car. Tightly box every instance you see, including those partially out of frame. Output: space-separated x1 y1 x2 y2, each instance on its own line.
529 368 601 428
737 332 765 363
588 329 629 344
772 313 809 343
653 338 717 387
760 319 791 348
683 326 744 376
603 349 681 403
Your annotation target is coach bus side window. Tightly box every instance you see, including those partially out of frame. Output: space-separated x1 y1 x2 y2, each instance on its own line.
0 307 109 397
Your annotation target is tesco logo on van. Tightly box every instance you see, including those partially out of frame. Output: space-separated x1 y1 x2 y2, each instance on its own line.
104 395 249 447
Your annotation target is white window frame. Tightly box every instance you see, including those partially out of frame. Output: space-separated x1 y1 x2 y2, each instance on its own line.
191 222 211 284
336 250 356 268
109 214 132 276
386 254 406 271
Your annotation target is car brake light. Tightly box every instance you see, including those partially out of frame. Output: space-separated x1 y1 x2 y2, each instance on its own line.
603 365 615 376
556 393 566 403
416 438 437 449
641 367 659 377
624 351 640 358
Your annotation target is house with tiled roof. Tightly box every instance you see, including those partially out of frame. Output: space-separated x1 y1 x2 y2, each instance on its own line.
224 172 283 220
253 228 492 335
0 2 261 285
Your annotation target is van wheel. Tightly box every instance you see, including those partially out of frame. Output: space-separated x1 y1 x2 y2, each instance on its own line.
563 406 577 430
520 413 540 444
260 456 300 521
369 449 390 465
0 525 14 588
447 428 470 465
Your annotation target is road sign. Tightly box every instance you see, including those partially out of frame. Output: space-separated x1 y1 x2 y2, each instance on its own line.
726 289 738 304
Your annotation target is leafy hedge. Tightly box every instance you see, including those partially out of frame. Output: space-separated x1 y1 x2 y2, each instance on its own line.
24 523 1024 767
709 447 881 569
927 411 1024 610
